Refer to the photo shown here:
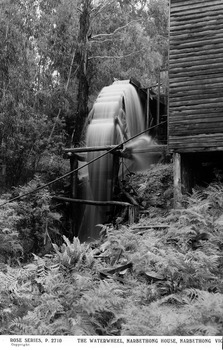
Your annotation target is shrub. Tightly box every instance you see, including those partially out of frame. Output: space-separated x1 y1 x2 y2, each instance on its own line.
0 197 23 263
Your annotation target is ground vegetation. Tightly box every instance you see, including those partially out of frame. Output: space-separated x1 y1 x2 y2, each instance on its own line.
0 165 223 336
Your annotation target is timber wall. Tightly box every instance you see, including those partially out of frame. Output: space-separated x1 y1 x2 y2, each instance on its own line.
169 0 223 153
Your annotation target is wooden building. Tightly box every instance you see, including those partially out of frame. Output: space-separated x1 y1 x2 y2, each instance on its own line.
169 0 223 199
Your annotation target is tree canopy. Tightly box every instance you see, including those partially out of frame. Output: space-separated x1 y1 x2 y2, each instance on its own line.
0 0 169 188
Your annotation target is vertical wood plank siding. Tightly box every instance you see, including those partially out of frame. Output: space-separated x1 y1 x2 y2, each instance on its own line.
169 0 223 153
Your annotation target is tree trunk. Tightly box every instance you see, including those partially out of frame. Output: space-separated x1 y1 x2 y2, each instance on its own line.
73 0 91 145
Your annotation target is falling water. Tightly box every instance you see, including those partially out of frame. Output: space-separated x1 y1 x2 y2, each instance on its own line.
124 135 159 172
78 80 155 242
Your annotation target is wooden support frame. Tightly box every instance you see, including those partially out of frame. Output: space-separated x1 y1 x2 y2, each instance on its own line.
70 156 78 236
128 206 136 225
157 69 160 126
64 144 168 156
64 141 169 234
53 196 137 225
146 88 150 130
53 196 135 207
64 145 119 153
173 152 195 207
173 152 182 207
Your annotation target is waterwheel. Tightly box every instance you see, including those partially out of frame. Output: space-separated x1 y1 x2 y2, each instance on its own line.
78 80 149 242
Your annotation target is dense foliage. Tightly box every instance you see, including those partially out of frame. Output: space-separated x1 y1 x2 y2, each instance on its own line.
0 0 168 188
0 2 171 335
0 177 62 262
0 0 222 338
0 163 223 336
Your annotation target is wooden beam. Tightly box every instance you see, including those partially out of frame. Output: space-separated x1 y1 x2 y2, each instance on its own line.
68 153 86 162
181 154 194 195
128 206 136 225
171 1 223 13
64 145 120 153
146 88 150 130
171 0 221 8
131 225 170 230
157 70 160 126
53 196 134 207
131 145 167 154
170 61 223 74
170 97 223 108
169 67 223 79
171 10 223 22
70 157 78 237
173 153 182 208
64 144 168 156
170 91 223 100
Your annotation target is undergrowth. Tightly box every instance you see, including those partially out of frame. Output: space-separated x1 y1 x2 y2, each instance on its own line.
0 180 223 336
0 176 62 263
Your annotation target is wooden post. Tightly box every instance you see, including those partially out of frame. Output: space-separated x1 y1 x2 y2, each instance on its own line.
70 156 78 236
146 88 150 130
128 206 136 225
157 69 160 126
181 154 193 195
173 152 182 207
0 161 6 195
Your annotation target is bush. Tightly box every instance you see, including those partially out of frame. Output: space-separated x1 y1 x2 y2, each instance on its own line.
0 177 62 262
126 163 173 210
0 197 23 264
14 177 62 257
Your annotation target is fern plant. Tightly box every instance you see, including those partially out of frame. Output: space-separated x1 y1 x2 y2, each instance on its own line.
12 176 62 257
80 279 127 335
0 198 23 263
2 179 223 337
52 235 94 270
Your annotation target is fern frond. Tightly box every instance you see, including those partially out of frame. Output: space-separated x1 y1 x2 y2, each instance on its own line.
184 323 220 336
9 312 41 335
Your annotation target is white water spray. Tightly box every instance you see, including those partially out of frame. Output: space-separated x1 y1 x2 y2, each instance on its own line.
78 80 155 242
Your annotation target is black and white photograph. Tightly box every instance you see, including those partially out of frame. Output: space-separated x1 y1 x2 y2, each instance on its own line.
0 0 222 349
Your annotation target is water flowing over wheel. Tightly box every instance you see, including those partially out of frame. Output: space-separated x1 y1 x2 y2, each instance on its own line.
78 80 150 242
